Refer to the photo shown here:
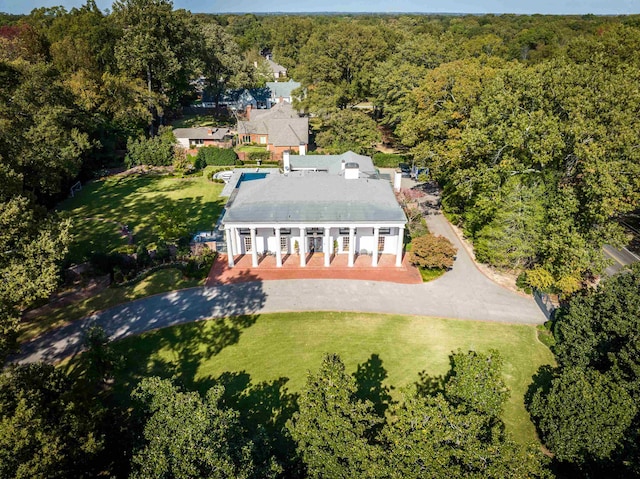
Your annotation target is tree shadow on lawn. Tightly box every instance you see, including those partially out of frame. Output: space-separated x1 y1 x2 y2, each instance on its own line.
96 271 267 389
414 353 455 398
353 353 394 418
63 173 225 260
113 194 223 243
206 354 396 474
523 364 556 439
61 175 187 213
212 371 301 474
68 192 224 262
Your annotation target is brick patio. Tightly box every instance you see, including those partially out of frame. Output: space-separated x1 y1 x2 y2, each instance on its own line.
206 252 423 285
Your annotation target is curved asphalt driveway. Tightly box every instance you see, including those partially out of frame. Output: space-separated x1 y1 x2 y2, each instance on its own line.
15 214 546 364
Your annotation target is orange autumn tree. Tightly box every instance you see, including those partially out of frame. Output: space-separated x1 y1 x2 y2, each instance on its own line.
409 234 457 270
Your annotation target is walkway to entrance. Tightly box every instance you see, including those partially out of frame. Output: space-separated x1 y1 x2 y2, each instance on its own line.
207 252 423 285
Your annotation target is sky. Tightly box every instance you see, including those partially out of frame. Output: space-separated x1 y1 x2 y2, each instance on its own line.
2 0 639 15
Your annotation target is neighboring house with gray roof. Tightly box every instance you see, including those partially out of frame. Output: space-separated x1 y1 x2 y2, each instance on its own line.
266 80 301 105
266 58 287 79
220 87 270 111
237 102 309 160
221 151 407 269
173 127 233 150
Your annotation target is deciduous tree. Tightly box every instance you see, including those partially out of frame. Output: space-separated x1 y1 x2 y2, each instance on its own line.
130 377 268 479
0 363 103 478
288 353 383 478
315 109 381 155
408 234 457 270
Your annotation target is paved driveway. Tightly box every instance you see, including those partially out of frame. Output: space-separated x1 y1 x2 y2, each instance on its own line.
14 213 546 364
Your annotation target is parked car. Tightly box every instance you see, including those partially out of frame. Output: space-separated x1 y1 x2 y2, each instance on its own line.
411 167 430 180
399 163 411 177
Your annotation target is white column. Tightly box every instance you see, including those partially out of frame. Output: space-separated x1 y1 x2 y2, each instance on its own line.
225 227 234 267
250 227 258 267
372 226 379 267
395 225 405 267
348 226 355 267
275 227 282 267
230 227 238 258
299 226 306 267
324 227 331 267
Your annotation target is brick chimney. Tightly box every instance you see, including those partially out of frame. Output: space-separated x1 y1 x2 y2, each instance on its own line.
245 105 252 119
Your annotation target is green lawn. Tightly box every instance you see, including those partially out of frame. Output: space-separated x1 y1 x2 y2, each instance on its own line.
236 145 268 153
19 269 202 343
419 267 445 282
58 174 225 263
105 312 554 445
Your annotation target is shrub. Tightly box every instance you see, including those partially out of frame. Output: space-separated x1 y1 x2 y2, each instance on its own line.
136 244 151 267
172 147 193 172
203 167 227 182
155 240 171 262
247 150 271 162
125 126 176 167
409 234 457 269
516 272 532 294
182 250 216 280
525 267 554 291
196 146 238 166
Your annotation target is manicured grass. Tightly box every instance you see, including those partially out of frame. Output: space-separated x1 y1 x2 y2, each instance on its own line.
236 145 268 153
419 267 446 282
58 174 225 263
107 312 554 445
19 269 201 343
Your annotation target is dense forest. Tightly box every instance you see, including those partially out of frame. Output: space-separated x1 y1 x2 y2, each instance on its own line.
1 1 640 477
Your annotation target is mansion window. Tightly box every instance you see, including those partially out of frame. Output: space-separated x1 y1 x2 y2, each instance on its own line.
306 227 324 235
280 237 288 252
378 236 385 251
379 227 391 235
190 139 204 147
342 236 350 251
243 236 253 252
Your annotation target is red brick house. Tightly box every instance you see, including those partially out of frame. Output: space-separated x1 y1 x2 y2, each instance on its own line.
237 102 309 160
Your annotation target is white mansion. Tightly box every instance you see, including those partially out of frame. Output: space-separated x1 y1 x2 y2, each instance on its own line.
221 151 407 268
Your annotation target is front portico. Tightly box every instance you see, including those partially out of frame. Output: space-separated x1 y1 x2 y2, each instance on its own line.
223 223 405 268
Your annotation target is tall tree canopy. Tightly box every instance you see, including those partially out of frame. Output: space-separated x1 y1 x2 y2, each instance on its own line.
314 109 381 155
0 363 104 478
112 0 197 126
295 21 392 113
528 264 640 475
397 42 640 291
288 353 383 478
130 376 276 479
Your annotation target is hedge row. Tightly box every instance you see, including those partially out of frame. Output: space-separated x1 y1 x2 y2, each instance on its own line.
195 146 238 168
372 152 410 168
